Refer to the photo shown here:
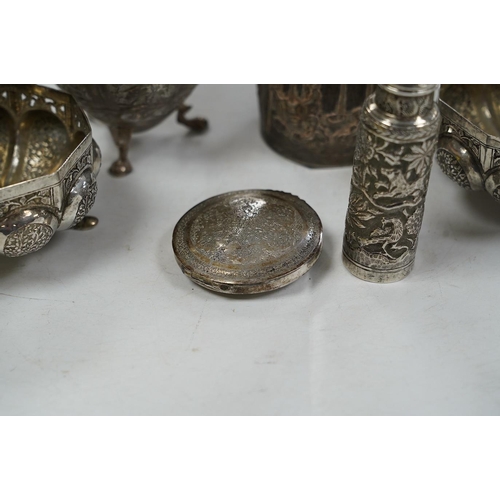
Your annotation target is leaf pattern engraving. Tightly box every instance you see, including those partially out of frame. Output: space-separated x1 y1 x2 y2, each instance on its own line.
344 123 437 272
4 223 54 257
405 140 437 177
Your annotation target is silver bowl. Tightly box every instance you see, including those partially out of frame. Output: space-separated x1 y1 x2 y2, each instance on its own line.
437 84 500 201
59 84 207 177
0 85 101 257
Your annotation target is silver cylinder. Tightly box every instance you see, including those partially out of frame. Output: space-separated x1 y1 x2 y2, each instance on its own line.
342 84 441 283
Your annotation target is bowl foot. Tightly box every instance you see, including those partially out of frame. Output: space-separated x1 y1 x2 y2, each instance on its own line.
109 159 132 177
109 125 133 177
72 215 98 230
177 104 208 133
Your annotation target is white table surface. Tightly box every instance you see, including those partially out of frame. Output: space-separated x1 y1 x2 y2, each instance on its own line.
1 84 499 415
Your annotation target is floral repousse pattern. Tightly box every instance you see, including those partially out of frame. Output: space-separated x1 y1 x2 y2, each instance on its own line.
72 180 97 227
64 146 92 195
0 189 54 219
344 119 437 273
436 148 471 189
3 223 54 257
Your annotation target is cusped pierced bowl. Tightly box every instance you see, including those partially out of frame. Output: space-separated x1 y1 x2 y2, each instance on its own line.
0 84 101 257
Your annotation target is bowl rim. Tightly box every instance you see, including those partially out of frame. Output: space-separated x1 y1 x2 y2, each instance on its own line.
0 84 92 202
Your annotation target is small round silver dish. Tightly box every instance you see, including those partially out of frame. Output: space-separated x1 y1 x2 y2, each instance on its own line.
437 84 500 201
172 190 323 294
0 85 101 257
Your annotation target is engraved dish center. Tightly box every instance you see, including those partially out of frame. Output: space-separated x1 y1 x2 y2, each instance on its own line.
188 195 307 268
173 190 323 294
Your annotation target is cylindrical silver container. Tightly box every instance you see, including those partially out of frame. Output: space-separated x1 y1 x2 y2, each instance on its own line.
342 84 441 283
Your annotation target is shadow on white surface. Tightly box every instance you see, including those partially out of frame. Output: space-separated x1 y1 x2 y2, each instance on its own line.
460 190 500 229
156 226 333 302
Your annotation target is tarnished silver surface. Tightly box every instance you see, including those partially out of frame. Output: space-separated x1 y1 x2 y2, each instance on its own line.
343 84 441 283
59 84 208 177
258 84 375 167
437 85 500 201
172 190 323 294
0 85 101 257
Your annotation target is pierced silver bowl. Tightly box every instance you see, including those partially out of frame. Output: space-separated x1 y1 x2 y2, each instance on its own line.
0 85 101 257
437 84 500 201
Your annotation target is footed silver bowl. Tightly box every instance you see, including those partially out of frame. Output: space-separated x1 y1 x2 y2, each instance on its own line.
437 84 500 201
59 84 207 177
0 85 101 257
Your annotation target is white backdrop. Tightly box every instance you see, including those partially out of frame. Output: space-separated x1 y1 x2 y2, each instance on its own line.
1 84 499 415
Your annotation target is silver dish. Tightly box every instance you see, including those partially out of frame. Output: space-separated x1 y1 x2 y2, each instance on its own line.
0 85 101 257
437 84 500 201
172 190 323 294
